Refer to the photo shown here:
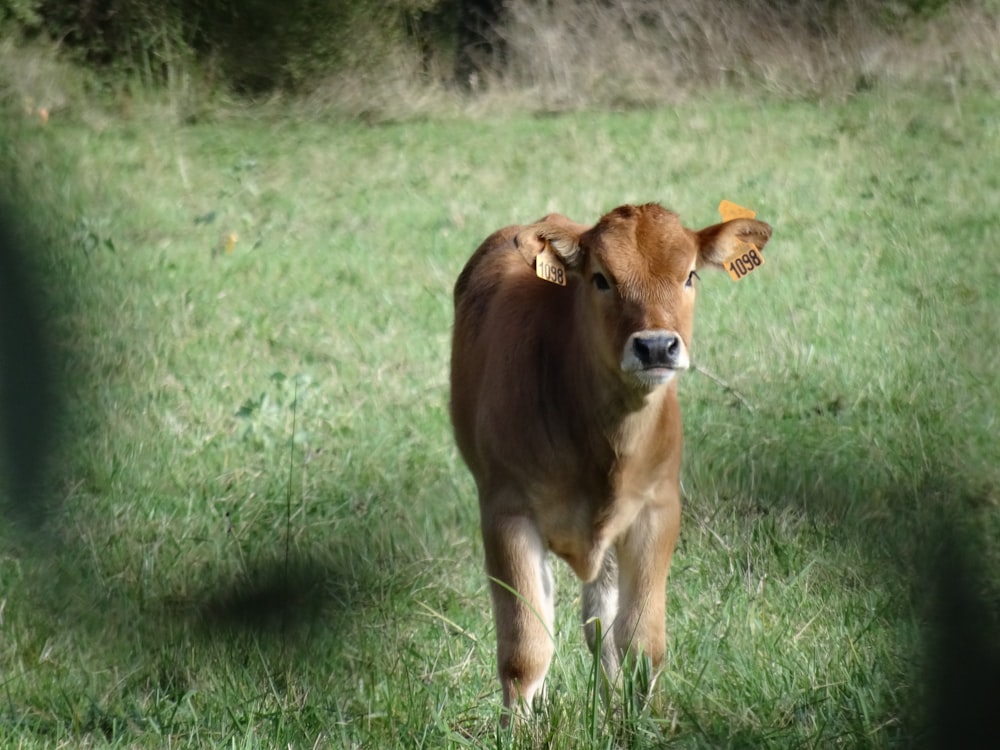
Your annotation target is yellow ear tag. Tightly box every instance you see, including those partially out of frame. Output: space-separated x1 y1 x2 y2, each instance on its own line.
536 244 567 286
718 200 765 282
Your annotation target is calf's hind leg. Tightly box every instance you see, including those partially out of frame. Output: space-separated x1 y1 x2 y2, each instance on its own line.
582 550 621 694
480 508 555 717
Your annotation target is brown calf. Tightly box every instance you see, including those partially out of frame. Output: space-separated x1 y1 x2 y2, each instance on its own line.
449 203 771 717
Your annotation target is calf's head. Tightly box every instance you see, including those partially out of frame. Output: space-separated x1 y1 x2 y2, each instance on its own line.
517 203 771 390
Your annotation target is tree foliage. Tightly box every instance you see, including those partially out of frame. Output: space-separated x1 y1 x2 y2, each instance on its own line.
0 0 971 94
5 0 477 92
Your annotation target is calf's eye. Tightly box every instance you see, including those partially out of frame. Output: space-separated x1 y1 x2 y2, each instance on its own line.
685 270 700 288
592 272 611 291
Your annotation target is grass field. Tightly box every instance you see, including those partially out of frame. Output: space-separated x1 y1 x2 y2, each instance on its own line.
0 82 998 748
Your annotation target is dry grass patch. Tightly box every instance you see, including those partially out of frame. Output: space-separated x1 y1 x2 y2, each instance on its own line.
489 0 1000 109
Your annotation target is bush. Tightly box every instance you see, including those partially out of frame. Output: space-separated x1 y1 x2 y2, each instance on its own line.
0 0 42 32
0 0 997 109
184 0 440 93
16 0 447 93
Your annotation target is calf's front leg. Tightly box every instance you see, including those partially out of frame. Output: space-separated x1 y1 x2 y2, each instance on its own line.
614 497 681 672
480 507 555 718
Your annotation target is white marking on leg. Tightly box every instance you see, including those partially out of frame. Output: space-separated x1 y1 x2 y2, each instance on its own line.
582 549 620 692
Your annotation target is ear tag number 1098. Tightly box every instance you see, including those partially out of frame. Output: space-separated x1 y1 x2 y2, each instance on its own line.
718 200 765 283
725 244 765 281
536 245 567 286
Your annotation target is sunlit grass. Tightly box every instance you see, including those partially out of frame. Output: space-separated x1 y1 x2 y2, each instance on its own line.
0 84 997 747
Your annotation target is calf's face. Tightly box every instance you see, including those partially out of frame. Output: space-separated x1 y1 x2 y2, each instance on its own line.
518 203 771 391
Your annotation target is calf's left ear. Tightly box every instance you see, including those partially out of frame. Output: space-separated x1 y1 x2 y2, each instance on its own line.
696 219 772 268
515 222 585 271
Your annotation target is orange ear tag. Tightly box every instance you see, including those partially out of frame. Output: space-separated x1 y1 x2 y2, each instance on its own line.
718 200 765 282
536 244 567 286
718 199 757 222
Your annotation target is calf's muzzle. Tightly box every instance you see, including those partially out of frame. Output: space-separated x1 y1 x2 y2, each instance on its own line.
632 332 681 368
621 330 690 385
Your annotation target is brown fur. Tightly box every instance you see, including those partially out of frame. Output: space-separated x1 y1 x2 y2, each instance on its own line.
450 203 771 717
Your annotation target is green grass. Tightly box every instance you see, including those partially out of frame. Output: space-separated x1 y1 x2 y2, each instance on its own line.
0 84 997 747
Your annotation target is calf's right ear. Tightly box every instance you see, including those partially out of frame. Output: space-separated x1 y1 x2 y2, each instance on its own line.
515 222 584 271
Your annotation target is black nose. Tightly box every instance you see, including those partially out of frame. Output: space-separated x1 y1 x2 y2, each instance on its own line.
633 333 681 367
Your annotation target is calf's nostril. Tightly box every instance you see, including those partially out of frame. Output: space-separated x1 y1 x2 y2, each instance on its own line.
633 337 651 362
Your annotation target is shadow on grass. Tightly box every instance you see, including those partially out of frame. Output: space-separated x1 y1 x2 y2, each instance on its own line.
187 545 385 639
193 552 337 634
0 204 62 527
685 393 1000 748
920 524 1000 750
0 191 432 742
0 204 367 639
